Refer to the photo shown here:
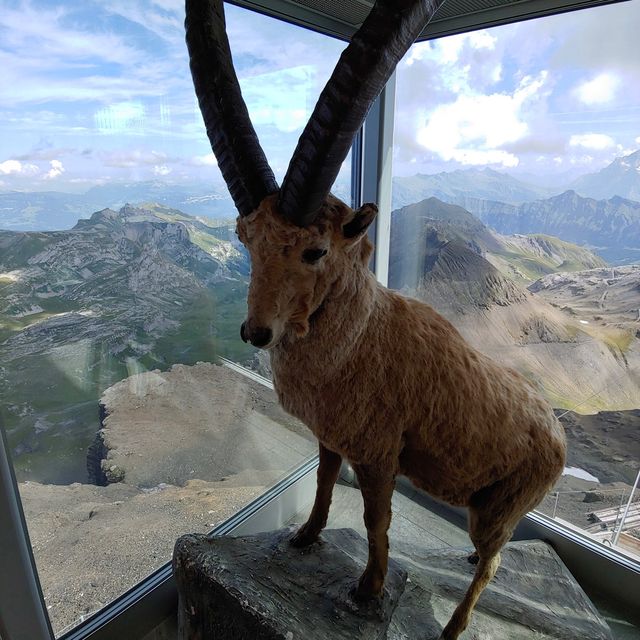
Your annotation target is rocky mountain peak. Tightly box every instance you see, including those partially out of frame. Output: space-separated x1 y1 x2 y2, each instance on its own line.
570 149 640 201
612 149 640 170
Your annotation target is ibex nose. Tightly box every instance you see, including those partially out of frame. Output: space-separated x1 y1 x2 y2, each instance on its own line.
240 322 273 348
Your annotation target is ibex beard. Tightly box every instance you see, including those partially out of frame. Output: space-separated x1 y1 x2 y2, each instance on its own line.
237 193 567 639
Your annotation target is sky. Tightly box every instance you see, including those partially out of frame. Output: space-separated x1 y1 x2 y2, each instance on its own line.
0 0 638 193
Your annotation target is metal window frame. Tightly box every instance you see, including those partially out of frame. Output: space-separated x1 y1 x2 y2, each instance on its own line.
0 426 54 640
360 72 396 287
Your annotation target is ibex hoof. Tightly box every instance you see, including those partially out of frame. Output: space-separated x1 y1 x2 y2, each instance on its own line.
289 526 319 548
467 551 480 565
351 585 376 603
351 576 383 603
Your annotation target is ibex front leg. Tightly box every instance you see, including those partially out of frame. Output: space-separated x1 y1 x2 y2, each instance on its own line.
352 464 396 601
291 442 342 547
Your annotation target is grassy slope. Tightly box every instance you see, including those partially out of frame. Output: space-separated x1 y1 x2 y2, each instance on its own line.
488 234 608 285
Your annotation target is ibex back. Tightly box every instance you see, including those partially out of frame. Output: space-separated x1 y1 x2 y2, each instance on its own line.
186 1 566 638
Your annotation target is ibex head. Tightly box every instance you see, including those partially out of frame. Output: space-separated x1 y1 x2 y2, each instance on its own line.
185 0 442 349
236 195 378 348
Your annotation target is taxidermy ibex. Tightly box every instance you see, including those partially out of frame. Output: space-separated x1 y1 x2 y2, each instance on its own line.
185 1 567 638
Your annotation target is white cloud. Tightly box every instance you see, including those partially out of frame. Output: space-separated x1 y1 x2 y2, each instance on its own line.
153 164 171 176
241 66 313 134
101 149 168 168
574 73 620 105
43 160 65 180
190 153 218 167
0 159 39 176
452 149 519 167
416 73 547 167
468 31 497 51
405 30 496 67
569 133 615 150
491 64 503 83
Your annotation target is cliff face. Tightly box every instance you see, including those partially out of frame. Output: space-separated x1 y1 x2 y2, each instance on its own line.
86 402 110 486
87 362 313 488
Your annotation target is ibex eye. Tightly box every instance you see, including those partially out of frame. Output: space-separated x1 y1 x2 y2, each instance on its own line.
302 248 328 264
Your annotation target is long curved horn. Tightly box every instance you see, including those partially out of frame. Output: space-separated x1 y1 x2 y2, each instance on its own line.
185 0 278 216
278 0 444 226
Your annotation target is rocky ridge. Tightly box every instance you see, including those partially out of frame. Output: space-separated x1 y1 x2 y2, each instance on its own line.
389 198 640 412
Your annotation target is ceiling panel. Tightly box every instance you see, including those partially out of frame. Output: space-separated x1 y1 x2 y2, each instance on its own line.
230 0 630 40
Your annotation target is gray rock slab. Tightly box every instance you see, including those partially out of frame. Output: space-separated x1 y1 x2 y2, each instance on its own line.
173 527 407 640
388 539 614 640
174 528 613 640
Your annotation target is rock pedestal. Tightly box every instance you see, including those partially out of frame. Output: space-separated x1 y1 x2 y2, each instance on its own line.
173 527 613 640
173 527 407 640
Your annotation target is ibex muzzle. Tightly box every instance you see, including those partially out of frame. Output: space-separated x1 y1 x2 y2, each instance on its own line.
185 2 566 639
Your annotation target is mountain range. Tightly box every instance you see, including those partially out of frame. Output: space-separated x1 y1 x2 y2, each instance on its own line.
2 195 638 483
390 197 607 288
391 167 553 209
0 204 251 483
0 178 353 232
391 150 640 209
4 151 637 266
460 191 640 265
0 182 236 231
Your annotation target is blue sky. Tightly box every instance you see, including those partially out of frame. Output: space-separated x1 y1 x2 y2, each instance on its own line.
0 0 638 192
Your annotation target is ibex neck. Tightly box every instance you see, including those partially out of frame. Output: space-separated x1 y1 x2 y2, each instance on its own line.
272 263 377 376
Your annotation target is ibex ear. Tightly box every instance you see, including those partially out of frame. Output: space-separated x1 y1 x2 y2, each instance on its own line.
342 203 378 241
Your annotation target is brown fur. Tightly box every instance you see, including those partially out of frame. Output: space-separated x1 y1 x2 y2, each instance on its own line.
236 193 566 640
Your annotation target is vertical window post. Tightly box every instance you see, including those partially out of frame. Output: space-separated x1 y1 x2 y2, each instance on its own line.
361 72 396 287
0 426 53 640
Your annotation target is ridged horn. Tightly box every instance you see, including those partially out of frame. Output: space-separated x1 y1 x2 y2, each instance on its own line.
185 0 278 216
278 0 445 226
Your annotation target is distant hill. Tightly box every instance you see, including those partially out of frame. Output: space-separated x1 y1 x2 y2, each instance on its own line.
392 167 553 209
0 182 237 231
460 190 640 265
389 197 638 412
570 150 640 201
0 179 353 232
389 197 606 287
0 203 251 482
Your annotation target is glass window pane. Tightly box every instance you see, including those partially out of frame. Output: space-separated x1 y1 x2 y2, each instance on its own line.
389 2 639 565
0 2 349 634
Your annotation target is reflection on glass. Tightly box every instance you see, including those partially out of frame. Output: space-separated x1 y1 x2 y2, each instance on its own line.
389 3 640 564
0 2 349 634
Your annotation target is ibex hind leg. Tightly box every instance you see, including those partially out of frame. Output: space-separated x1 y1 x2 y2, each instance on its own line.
440 470 544 640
